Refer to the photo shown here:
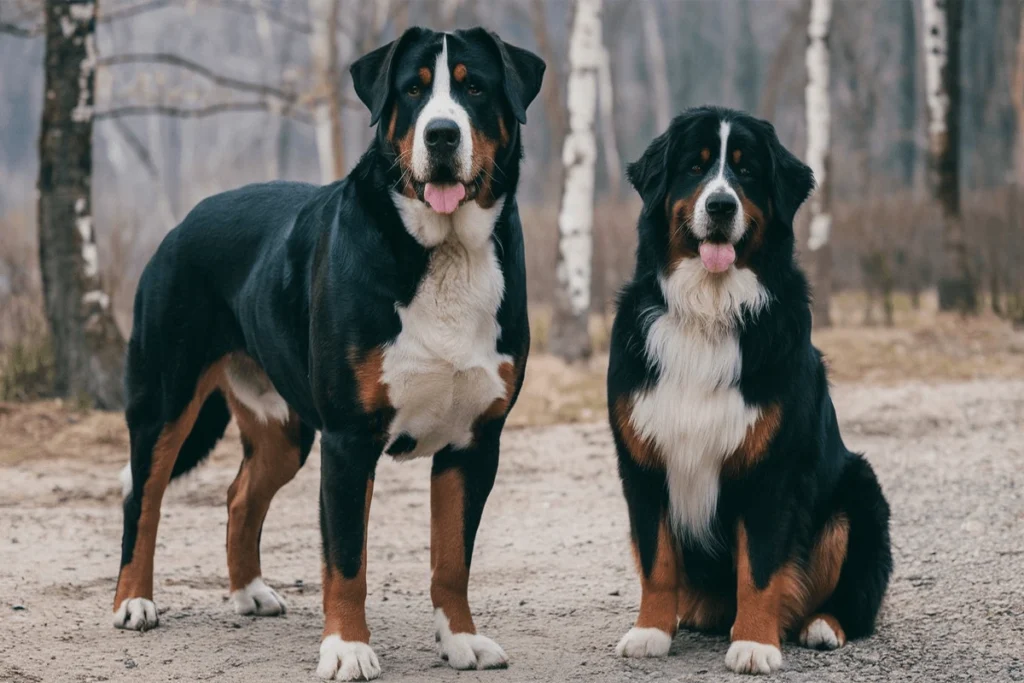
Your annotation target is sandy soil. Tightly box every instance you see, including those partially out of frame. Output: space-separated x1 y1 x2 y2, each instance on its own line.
1 380 1023 682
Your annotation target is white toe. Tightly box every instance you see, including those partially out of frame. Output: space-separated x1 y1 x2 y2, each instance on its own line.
434 608 508 670
113 597 159 631
725 640 783 675
615 627 672 658
317 635 381 681
231 577 287 616
800 618 841 650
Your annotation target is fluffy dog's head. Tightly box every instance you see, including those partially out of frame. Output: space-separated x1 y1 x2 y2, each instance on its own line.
627 107 814 275
351 27 544 214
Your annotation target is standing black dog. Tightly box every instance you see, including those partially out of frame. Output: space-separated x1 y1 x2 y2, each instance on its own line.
112 27 543 681
608 107 892 674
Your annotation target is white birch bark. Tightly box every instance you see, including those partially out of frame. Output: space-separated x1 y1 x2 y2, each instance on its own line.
641 0 671 133
921 0 950 156
551 0 605 361
309 0 343 183
805 0 831 253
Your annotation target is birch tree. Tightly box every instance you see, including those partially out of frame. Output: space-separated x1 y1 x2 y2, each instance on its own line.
1012 9 1024 189
805 0 832 327
551 0 605 363
921 0 975 312
640 0 670 133
309 0 344 183
38 0 125 408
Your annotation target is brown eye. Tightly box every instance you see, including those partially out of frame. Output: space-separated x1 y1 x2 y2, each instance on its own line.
407 84 421 97
467 83 482 96
738 167 750 176
690 164 703 175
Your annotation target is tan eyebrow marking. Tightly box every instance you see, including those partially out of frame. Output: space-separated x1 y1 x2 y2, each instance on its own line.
453 64 468 82
700 148 711 162
732 149 743 164
418 67 432 85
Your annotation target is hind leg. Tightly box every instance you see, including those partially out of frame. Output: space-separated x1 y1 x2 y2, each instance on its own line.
114 359 228 630
225 394 314 616
795 514 850 650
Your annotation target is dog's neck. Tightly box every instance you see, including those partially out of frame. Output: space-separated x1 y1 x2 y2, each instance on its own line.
390 192 506 251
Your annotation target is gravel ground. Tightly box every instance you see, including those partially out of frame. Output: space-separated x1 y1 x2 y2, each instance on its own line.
1 380 1022 683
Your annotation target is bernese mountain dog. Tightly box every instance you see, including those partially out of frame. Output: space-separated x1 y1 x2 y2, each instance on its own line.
111 27 544 681
608 107 892 675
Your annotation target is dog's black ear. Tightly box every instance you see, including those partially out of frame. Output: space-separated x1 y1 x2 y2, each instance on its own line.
758 118 815 225
350 27 423 126
476 29 545 124
627 128 674 219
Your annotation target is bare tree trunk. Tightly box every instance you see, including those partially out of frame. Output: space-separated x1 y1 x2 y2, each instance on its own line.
38 0 125 409
922 0 975 312
640 0 671 133
597 52 621 197
529 0 568 203
309 0 344 183
551 0 604 363
805 0 833 327
1012 9 1024 188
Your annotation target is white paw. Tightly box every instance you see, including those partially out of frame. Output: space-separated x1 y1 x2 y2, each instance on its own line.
317 635 381 681
725 641 783 675
231 577 287 616
113 597 159 631
434 608 508 670
800 618 842 650
615 627 672 658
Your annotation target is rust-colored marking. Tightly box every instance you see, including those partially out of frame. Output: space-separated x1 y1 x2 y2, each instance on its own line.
677 569 734 632
800 613 846 647
732 149 743 164
732 522 809 645
804 514 849 612
667 192 702 270
700 147 711 162
225 387 302 591
386 103 398 143
723 404 782 477
734 187 769 268
114 358 229 610
470 127 500 208
323 480 374 643
453 63 468 82
613 397 662 470
498 117 510 147
478 360 520 423
418 67 432 85
632 516 679 635
348 347 390 413
431 468 475 634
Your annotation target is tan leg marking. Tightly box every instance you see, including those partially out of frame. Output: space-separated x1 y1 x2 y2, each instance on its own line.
431 468 475 634
677 569 735 632
732 522 809 646
632 516 679 635
322 480 374 643
348 347 390 413
224 393 302 592
805 514 850 613
477 359 521 425
113 358 228 610
612 397 662 469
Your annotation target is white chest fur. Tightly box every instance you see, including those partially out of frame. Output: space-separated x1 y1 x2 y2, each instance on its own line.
383 194 510 459
627 260 769 550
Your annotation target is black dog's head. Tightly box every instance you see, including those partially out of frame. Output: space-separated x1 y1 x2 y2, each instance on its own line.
351 27 544 214
627 107 814 274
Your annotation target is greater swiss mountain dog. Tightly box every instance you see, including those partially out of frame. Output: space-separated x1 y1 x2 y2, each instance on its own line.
112 27 544 681
608 107 892 674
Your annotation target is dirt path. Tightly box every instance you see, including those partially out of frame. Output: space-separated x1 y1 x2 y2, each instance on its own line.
1 380 1023 682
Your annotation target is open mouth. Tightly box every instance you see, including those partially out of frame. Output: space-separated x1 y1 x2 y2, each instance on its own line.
411 178 481 215
698 241 736 273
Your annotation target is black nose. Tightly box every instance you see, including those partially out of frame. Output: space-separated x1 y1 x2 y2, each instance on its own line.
425 119 461 151
706 192 738 218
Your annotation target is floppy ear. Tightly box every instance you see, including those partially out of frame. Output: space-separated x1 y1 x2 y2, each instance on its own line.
479 30 545 124
350 27 422 126
758 119 815 225
627 128 674 219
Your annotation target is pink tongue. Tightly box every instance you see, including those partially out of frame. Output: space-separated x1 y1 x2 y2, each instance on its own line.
423 183 466 214
698 242 736 273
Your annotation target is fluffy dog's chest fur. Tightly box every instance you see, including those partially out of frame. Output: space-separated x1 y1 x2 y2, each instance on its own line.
628 260 769 548
382 195 510 459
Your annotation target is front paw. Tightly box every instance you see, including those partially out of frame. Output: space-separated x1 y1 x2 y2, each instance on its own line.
317 635 381 681
231 577 287 616
434 608 508 670
725 640 783 675
113 597 159 631
615 627 672 658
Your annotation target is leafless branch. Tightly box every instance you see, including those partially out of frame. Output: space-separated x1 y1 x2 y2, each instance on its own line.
99 0 312 33
95 101 313 122
0 21 41 37
109 119 159 178
97 53 296 101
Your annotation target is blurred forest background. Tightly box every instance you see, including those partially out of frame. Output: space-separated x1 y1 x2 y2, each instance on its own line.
2 0 1024 419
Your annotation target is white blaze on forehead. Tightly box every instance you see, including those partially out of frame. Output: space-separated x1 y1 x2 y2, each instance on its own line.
411 35 474 183
690 119 746 244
